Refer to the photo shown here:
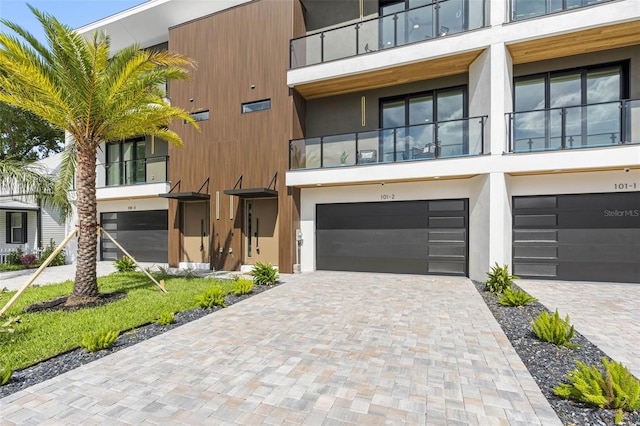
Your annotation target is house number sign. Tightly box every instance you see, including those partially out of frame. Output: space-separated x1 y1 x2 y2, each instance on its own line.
380 194 396 200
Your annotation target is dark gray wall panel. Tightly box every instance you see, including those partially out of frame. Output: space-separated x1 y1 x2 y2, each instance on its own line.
100 210 168 263
513 192 640 283
317 199 468 275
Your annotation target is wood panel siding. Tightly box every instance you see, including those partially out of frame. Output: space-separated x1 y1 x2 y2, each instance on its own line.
293 49 484 99
508 21 640 65
168 0 300 272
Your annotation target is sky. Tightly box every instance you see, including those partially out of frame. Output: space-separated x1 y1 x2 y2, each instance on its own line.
0 0 147 43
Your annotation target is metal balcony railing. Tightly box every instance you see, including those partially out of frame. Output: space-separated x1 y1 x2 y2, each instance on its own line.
507 100 640 153
99 156 169 187
289 116 486 170
509 0 614 22
290 0 487 69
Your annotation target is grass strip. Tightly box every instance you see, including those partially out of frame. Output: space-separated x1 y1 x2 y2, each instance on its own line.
0 272 234 370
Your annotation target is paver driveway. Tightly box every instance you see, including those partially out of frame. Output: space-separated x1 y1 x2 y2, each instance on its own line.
518 279 640 380
0 272 560 425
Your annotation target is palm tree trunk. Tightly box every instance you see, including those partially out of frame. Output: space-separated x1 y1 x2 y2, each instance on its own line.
66 143 99 305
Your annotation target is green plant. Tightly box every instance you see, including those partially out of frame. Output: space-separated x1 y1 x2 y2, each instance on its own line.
0 364 11 386
7 247 23 265
339 150 349 164
250 262 279 286
36 239 66 267
195 285 227 308
615 408 624 424
21 253 37 269
114 256 136 273
0 273 236 371
156 311 175 326
80 329 119 352
0 316 21 334
532 309 579 348
498 287 538 307
485 262 519 294
181 267 197 279
232 278 254 295
554 358 640 411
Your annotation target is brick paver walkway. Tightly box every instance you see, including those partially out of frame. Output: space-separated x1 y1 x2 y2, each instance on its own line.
1 272 560 425
518 279 640 380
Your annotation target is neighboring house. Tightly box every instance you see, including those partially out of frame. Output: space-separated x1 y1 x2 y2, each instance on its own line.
0 152 67 262
79 0 640 283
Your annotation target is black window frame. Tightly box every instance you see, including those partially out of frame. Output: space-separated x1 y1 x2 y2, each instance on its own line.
241 99 271 114
379 85 468 128
513 61 629 112
6 211 27 244
105 136 147 187
187 110 210 122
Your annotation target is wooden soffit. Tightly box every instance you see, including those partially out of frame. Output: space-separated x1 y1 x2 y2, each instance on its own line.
508 20 640 65
294 49 484 100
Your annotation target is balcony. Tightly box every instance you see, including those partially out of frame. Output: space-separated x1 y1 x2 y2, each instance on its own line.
290 116 486 170
290 0 486 69
507 100 640 153
509 0 614 22
98 156 169 187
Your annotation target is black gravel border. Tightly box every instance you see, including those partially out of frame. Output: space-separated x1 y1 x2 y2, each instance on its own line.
0 283 279 399
473 280 640 426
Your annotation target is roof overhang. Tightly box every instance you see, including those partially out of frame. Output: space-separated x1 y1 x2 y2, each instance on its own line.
159 191 210 201
0 201 40 211
223 188 278 198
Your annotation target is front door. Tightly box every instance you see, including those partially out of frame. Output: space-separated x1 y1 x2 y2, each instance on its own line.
181 201 209 264
244 198 279 266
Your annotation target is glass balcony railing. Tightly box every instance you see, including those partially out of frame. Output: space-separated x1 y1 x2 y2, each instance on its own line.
289 116 486 170
290 0 487 69
99 156 169 187
507 100 640 153
509 0 614 22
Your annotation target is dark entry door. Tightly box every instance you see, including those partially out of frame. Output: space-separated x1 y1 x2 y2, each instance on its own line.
316 199 468 275
513 192 640 283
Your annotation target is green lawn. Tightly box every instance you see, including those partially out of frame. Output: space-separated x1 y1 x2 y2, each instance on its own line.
0 264 24 272
0 272 235 371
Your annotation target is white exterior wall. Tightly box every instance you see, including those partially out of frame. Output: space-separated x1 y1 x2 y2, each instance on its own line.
97 197 168 218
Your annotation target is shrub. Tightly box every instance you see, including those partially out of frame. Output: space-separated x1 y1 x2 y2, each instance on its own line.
156 311 175 326
233 278 254 295
36 239 66 267
0 364 11 386
114 256 136 273
498 287 538 307
532 309 579 348
195 285 227 308
21 253 37 269
485 262 519 294
554 358 640 412
251 262 279 286
81 329 119 352
6 247 23 265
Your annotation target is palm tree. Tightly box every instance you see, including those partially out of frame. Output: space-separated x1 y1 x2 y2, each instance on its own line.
0 7 197 305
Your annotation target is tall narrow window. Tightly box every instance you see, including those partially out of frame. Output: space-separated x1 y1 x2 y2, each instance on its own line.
6 212 27 244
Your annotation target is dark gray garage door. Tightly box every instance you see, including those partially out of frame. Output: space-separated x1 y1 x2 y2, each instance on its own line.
513 192 640 283
100 210 168 263
316 199 468 275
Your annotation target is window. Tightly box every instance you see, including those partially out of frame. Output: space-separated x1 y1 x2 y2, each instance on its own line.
513 63 627 150
106 137 146 186
6 212 27 244
380 87 467 159
242 99 271 114
188 110 210 122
